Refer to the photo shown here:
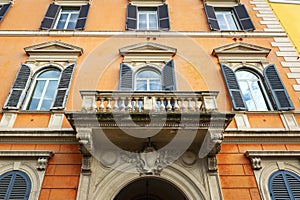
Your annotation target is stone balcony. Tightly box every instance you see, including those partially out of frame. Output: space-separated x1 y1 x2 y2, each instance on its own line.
65 90 234 173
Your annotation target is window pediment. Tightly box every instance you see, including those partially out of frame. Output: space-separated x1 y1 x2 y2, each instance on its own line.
204 0 240 7
54 0 90 6
24 40 83 63
213 42 271 63
129 0 165 6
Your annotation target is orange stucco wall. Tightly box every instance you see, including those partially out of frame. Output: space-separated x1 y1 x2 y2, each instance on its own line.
0 144 82 200
218 143 300 200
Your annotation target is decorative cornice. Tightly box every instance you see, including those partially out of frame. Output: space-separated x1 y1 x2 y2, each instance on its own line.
0 31 287 38
245 150 300 170
119 42 177 56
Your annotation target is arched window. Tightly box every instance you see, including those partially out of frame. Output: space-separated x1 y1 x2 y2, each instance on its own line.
135 70 161 91
269 170 300 200
0 170 31 200
27 69 60 110
236 69 270 111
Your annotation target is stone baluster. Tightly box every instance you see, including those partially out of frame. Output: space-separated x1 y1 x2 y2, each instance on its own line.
113 97 119 111
194 97 200 111
166 98 172 112
173 98 180 111
187 98 193 111
127 97 133 112
106 98 112 112
134 98 139 112
99 98 104 112
119 98 125 112
159 99 165 112
181 98 187 112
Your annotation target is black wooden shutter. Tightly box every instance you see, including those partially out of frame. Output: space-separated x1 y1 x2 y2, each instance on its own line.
119 63 133 90
126 4 137 30
158 4 170 30
264 64 294 110
52 64 75 109
233 5 255 31
0 171 31 200
40 4 60 30
269 170 300 200
220 64 247 110
75 4 90 30
0 3 11 23
204 4 220 30
162 60 176 91
4 64 31 109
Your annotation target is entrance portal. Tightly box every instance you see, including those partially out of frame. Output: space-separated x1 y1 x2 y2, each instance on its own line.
114 177 187 200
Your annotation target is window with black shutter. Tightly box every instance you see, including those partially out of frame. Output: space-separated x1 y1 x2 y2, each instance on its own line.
0 170 31 200
220 64 294 111
204 3 255 31
126 3 170 30
0 2 12 23
269 170 300 200
40 3 90 30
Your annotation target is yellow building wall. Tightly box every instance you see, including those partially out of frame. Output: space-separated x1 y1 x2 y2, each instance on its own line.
269 2 300 54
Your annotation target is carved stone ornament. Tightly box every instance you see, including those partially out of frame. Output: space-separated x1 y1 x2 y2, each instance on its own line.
198 129 224 159
249 157 262 170
208 156 218 172
121 144 178 175
37 157 49 170
76 128 93 153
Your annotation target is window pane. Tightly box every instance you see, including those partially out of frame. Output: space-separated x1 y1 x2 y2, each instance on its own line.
67 13 79 29
216 10 238 30
148 14 158 30
136 80 147 91
56 13 68 29
137 71 160 78
38 70 60 78
138 13 147 29
236 70 269 111
150 80 160 90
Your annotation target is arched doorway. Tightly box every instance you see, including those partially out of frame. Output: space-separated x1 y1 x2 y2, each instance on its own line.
114 177 187 200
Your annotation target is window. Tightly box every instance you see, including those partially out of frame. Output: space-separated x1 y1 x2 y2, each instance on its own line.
221 64 294 111
269 170 300 199
4 64 75 110
119 61 176 91
204 4 255 31
0 2 11 23
0 170 31 200
138 8 158 30
54 7 80 29
236 69 269 111
40 3 90 30
135 70 161 91
27 69 60 110
126 4 170 30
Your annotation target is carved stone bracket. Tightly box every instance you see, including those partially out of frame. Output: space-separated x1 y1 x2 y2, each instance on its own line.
199 128 224 159
208 156 218 172
37 157 50 170
76 128 93 154
249 157 262 170
81 155 92 175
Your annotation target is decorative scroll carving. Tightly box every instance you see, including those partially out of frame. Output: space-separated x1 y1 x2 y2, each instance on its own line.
76 128 93 153
37 157 49 170
249 157 262 170
199 129 224 159
208 156 218 172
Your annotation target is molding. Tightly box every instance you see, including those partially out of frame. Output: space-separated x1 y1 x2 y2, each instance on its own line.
0 112 17 128
245 150 300 170
0 150 53 170
223 130 300 143
204 0 240 6
54 0 90 6
129 0 165 6
0 0 13 4
0 31 287 37
0 129 77 143
269 0 300 4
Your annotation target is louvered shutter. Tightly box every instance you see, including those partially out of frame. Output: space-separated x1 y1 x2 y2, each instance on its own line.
4 64 31 109
75 4 90 30
269 170 300 200
0 3 11 23
162 60 176 91
0 171 31 200
220 64 247 110
233 5 255 31
126 4 137 30
52 64 75 109
264 64 294 111
40 4 60 30
204 4 220 30
158 4 170 30
119 63 133 90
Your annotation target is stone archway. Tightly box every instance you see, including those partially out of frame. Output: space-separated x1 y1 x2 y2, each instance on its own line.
114 177 188 200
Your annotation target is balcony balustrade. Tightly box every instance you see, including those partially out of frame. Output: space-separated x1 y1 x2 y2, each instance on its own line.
80 90 219 113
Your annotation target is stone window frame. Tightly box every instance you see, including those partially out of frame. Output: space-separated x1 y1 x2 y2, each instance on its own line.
245 150 300 200
0 150 53 200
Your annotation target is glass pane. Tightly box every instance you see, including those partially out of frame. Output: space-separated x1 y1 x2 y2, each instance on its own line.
136 80 147 91
250 81 268 111
224 12 238 30
138 13 147 29
216 10 238 30
148 14 158 30
67 13 79 29
38 70 60 78
137 70 160 78
56 14 68 29
28 98 39 110
150 80 161 90
40 99 53 110
28 80 46 110
239 81 256 110
44 80 59 99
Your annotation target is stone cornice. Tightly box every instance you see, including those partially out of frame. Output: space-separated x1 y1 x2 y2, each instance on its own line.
0 129 77 143
223 130 300 143
245 150 300 158
0 150 53 158
0 31 287 38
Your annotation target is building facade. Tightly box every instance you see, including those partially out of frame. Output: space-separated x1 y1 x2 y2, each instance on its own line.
0 0 299 199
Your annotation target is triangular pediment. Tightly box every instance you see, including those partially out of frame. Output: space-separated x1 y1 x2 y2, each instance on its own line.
212 42 270 57
24 40 83 56
119 42 177 56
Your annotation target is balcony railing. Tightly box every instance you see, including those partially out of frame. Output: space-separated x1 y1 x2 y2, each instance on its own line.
80 91 219 113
